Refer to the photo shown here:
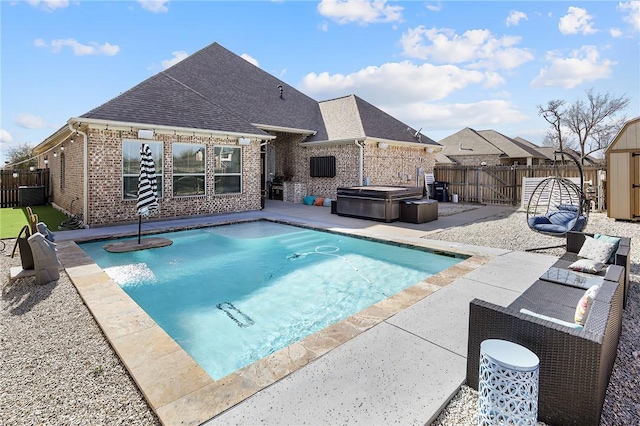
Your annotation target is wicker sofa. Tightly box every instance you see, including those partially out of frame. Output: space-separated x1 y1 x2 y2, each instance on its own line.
466 234 627 425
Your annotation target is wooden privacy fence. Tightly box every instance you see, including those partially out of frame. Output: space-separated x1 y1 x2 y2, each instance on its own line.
434 165 603 207
0 169 51 208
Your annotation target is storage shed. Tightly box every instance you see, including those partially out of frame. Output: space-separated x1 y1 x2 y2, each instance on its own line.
606 116 640 220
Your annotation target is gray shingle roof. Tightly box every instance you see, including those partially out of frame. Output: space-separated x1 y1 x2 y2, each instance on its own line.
80 42 436 146
81 73 265 136
477 130 545 159
353 96 437 144
438 128 502 155
317 95 438 145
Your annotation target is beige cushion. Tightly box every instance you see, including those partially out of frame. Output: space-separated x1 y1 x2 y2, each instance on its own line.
578 236 616 263
574 285 599 325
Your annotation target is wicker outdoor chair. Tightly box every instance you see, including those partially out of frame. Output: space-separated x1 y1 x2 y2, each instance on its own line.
467 272 624 426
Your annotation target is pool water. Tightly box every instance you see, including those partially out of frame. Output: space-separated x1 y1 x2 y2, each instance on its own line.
80 221 463 380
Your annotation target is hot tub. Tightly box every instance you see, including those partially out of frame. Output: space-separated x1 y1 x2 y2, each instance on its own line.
336 186 424 222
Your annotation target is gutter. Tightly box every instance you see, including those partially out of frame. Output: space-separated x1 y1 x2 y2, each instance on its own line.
68 117 275 140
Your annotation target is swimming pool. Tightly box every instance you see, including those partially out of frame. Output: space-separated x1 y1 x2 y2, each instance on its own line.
80 220 464 380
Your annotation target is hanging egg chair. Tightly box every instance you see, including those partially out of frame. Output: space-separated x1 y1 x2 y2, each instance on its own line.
526 151 589 237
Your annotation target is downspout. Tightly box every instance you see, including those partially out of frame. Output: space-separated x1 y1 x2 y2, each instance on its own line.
68 124 88 226
354 140 363 186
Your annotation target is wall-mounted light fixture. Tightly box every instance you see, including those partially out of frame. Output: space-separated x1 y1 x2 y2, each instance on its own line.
426 146 434 154
60 143 64 152
44 157 49 167
238 137 251 145
378 143 388 150
138 129 154 140
53 151 57 158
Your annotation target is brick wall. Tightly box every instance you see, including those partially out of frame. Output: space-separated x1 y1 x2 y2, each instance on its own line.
44 127 261 227
44 126 437 226
273 136 435 199
448 154 501 166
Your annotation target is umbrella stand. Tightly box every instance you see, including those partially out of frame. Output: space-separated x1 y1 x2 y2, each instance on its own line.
138 215 142 244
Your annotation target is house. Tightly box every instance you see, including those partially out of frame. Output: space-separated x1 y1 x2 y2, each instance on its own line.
606 116 640 220
475 130 545 166
436 128 547 166
33 42 441 227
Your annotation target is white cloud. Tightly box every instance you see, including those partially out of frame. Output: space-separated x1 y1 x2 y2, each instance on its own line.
136 0 169 13
483 71 506 89
610 27 623 38
15 114 48 129
240 53 259 67
559 6 597 35
619 1 640 32
162 51 189 69
317 0 403 25
0 129 14 143
400 26 534 70
319 21 329 32
531 46 614 89
299 60 485 106
26 0 69 11
506 10 527 27
387 100 528 135
35 38 120 56
426 2 441 12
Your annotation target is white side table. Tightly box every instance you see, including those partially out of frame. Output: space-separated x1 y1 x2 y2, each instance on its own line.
478 339 540 426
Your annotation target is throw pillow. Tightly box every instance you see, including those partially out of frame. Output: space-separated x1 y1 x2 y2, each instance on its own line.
303 196 316 205
323 198 333 207
594 234 621 263
577 236 616 263
520 309 583 329
568 259 607 274
574 285 599 326
313 197 325 206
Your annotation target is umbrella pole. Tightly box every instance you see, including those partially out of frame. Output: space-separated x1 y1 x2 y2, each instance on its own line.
138 215 142 244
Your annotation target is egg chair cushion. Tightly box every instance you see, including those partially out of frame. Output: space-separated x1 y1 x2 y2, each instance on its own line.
528 210 580 235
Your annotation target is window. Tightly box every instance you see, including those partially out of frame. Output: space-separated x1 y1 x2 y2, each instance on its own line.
214 146 241 194
122 140 163 200
173 143 206 196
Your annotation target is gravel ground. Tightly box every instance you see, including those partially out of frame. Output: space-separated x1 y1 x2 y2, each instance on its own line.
1 208 637 425
0 243 160 425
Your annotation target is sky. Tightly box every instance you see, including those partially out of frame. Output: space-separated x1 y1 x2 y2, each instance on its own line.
1 0 639 164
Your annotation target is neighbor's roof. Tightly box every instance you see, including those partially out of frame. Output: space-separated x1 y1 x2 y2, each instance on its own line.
317 94 438 145
477 130 545 160
438 128 503 156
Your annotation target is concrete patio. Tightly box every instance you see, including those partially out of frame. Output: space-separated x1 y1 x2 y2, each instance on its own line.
52 200 558 425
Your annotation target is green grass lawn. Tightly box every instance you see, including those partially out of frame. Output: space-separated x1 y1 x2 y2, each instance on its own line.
0 205 70 239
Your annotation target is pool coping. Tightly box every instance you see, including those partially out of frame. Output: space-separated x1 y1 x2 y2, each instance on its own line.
56 219 492 426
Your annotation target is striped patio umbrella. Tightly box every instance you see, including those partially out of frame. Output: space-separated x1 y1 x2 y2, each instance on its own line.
136 143 158 243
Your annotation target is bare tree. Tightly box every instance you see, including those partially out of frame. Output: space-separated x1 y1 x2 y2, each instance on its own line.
538 100 571 152
564 88 630 163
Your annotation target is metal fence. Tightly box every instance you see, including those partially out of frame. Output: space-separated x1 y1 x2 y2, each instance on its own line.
434 164 603 207
0 169 51 208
